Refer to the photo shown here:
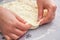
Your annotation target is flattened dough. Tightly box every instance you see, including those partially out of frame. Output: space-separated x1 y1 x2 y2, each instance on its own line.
0 0 40 29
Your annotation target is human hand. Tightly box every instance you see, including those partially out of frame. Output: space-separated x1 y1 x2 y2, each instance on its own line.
0 7 31 40
37 0 57 25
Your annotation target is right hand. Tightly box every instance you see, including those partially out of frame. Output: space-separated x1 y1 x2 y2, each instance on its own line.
0 7 31 40
37 0 57 25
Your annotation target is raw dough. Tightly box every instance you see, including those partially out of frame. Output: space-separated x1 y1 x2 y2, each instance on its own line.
0 0 47 29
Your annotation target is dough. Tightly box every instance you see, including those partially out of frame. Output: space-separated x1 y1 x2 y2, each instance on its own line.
0 0 47 29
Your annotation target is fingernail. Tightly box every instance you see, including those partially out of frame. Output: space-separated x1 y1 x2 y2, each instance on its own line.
25 22 32 28
38 19 43 25
43 9 48 17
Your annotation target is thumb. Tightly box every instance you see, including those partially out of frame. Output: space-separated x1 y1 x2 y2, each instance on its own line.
37 0 43 21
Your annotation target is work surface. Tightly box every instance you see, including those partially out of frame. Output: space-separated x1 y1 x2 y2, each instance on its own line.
0 0 60 40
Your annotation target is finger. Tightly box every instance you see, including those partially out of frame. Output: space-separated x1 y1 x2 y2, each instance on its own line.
37 0 43 21
3 32 19 40
11 28 27 36
15 20 31 31
39 10 51 25
4 35 11 40
7 33 19 40
13 13 26 24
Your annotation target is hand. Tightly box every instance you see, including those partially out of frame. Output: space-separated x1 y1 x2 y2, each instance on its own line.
37 0 57 25
0 7 31 40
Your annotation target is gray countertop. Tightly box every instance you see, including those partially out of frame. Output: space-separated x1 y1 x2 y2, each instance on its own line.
0 0 60 40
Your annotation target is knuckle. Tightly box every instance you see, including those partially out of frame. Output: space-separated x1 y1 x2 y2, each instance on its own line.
11 22 17 26
50 4 57 10
52 4 57 8
9 20 18 26
53 5 57 10
49 4 57 12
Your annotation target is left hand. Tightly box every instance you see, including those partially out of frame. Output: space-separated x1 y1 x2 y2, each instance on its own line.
37 0 57 25
0 7 31 40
